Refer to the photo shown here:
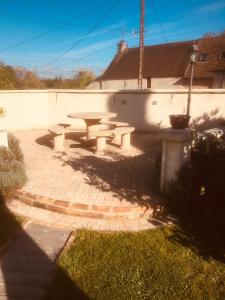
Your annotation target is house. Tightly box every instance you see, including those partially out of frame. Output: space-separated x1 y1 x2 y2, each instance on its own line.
88 35 225 90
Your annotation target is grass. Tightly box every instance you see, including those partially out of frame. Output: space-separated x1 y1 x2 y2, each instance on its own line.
0 203 23 248
46 225 225 300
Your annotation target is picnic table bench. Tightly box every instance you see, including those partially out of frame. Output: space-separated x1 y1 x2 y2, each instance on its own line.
48 113 135 153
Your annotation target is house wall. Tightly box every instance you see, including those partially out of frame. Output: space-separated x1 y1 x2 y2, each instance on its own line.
212 72 225 88
151 77 184 89
98 79 148 90
88 77 212 90
87 81 101 89
0 89 224 132
151 77 213 89
87 79 148 90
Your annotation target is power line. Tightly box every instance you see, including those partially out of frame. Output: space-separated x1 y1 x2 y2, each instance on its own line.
0 25 64 52
0 0 115 52
0 1 130 32
0 11 94 26
0 10 133 32
38 24 171 75
47 44 116 70
43 0 123 67
150 0 168 43
39 31 138 72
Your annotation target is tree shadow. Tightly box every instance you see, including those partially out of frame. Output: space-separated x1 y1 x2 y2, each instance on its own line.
66 132 96 153
166 218 225 264
35 131 92 152
53 134 162 207
0 194 89 299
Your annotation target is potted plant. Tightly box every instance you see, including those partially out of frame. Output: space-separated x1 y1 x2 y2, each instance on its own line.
0 106 8 148
169 43 198 129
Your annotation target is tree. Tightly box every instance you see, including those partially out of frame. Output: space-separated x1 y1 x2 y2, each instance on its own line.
203 32 216 38
202 31 225 39
0 63 17 89
14 67 42 89
0 61 96 89
73 70 95 89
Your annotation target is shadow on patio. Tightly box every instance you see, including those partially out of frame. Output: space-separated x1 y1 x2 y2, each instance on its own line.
0 196 88 299
54 145 161 207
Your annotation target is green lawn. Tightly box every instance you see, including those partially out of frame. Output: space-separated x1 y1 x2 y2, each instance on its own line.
0 204 23 248
46 225 225 300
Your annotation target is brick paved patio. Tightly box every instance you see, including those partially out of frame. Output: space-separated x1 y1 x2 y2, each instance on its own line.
13 130 162 220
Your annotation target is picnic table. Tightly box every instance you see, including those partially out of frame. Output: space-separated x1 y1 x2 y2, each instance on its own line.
67 112 117 140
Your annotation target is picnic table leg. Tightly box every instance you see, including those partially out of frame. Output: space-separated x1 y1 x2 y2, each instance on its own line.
96 136 107 154
121 133 131 150
84 119 101 140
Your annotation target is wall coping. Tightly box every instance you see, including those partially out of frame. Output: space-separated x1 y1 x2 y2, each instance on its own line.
0 88 224 94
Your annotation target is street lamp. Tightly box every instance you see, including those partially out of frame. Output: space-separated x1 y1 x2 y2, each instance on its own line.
186 43 198 116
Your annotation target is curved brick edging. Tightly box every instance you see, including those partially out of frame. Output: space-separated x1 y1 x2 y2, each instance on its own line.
13 190 155 220
7 200 174 232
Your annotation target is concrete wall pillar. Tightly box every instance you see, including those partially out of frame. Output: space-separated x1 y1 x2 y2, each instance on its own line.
0 130 8 148
160 128 195 192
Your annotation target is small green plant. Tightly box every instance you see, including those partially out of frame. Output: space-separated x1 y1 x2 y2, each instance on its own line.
0 133 27 195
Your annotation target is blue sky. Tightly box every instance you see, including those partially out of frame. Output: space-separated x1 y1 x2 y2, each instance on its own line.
0 0 225 78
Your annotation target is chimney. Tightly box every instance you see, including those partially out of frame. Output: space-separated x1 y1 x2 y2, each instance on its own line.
117 40 128 54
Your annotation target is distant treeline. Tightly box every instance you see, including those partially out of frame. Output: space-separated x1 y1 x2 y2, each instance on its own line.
0 62 96 89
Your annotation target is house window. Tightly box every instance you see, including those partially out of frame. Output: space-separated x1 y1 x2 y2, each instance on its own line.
147 78 151 88
218 52 225 62
198 53 208 62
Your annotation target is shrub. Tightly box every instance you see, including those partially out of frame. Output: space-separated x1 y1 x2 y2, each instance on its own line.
190 109 225 132
7 133 24 162
166 133 225 225
0 133 27 195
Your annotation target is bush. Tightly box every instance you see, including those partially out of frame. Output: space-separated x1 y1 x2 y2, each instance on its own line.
0 133 27 195
7 133 24 162
166 134 225 225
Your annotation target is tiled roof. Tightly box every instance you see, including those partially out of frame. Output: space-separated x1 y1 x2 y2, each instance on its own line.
191 35 225 78
99 36 225 80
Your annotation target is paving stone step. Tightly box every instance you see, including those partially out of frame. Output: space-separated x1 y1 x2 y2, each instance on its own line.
14 190 155 220
7 199 172 232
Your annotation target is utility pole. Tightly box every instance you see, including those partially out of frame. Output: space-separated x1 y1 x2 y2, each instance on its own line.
138 0 145 90
34 66 40 89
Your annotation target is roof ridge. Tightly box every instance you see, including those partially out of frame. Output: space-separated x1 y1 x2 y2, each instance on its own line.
127 39 198 51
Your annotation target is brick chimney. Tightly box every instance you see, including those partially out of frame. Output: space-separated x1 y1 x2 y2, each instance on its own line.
117 40 128 54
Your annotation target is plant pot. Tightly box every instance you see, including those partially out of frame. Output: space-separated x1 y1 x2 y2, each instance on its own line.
0 130 8 147
169 115 191 130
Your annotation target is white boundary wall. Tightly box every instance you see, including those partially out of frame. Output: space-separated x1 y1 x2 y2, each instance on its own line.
0 89 224 132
